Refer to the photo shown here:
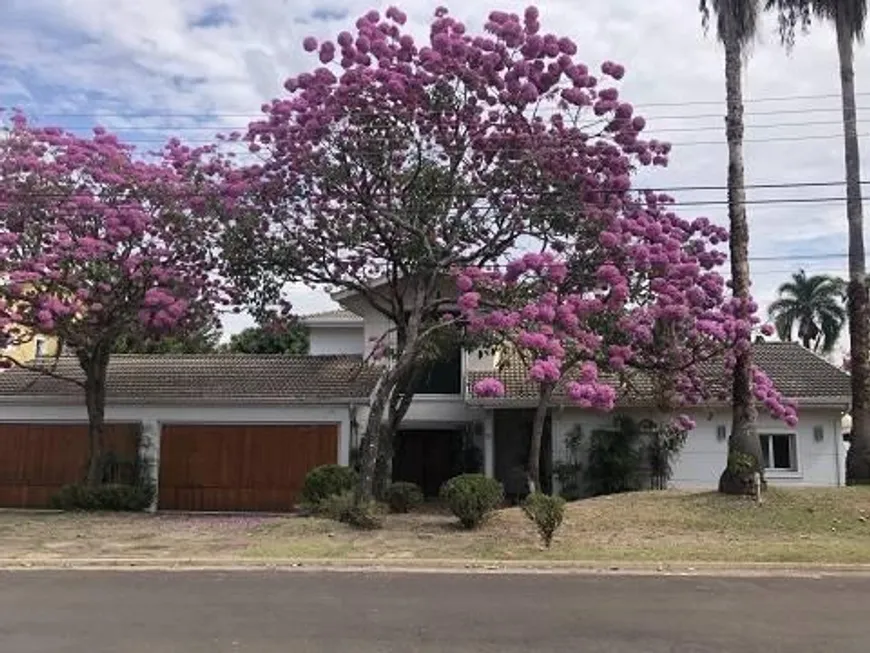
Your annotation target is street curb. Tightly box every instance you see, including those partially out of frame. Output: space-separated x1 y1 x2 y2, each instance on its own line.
3 558 870 578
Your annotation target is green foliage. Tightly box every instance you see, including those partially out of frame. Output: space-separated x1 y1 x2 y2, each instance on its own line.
386 482 424 513
585 417 644 497
51 483 155 512
523 492 566 548
439 474 504 529
319 491 383 530
222 321 309 355
767 269 846 353
553 426 584 501
112 311 221 354
645 422 689 490
300 464 358 508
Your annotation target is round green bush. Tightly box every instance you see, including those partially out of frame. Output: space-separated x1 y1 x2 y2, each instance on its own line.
320 491 383 530
439 474 504 529
300 464 358 507
386 482 424 514
522 492 566 548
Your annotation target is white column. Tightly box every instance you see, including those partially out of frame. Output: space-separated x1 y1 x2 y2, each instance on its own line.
483 410 495 478
139 420 161 513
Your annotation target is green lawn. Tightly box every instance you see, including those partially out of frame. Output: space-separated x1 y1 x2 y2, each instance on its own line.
2 488 870 565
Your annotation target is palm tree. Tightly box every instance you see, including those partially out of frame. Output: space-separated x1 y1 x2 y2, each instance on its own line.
766 0 870 483
699 0 767 494
768 270 846 352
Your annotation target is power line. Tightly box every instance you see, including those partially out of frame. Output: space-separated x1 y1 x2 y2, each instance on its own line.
14 102 865 124
0 187 861 208
0 133 854 149
635 91 859 107
13 116 862 135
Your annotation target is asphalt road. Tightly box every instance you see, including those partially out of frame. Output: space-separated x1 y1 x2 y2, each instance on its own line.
0 569 867 652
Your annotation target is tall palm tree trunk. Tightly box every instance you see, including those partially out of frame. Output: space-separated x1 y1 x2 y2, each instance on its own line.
836 11 870 483
718 14 765 495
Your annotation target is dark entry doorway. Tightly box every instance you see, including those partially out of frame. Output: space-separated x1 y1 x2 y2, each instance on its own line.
493 409 553 501
392 429 466 497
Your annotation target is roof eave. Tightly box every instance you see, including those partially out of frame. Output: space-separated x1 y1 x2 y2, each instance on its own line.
302 318 364 327
465 396 851 411
0 395 374 407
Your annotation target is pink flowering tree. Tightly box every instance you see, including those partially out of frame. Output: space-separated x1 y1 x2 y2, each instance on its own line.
0 114 231 486
225 5 674 504
459 194 798 492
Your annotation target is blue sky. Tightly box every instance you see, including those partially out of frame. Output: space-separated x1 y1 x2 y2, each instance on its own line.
1 0 866 357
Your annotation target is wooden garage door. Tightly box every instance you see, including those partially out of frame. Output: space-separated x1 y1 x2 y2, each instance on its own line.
158 424 339 512
0 423 140 508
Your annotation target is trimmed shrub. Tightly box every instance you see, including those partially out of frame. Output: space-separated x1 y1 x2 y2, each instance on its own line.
386 482 424 514
300 464 358 508
523 492 566 548
51 483 154 512
320 491 383 530
439 474 504 529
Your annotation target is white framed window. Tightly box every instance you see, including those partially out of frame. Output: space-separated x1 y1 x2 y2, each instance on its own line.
759 433 797 472
34 337 46 359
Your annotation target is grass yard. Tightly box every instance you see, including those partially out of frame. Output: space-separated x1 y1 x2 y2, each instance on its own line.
2 487 870 565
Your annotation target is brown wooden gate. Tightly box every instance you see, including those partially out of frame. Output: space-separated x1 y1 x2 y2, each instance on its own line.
158 424 339 512
0 423 140 508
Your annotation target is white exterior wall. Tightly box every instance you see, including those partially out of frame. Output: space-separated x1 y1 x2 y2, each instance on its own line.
552 406 846 489
354 398 484 433
0 401 355 468
307 325 364 355
361 308 393 362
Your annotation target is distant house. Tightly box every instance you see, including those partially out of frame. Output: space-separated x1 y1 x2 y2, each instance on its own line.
0 285 851 511
2 331 59 364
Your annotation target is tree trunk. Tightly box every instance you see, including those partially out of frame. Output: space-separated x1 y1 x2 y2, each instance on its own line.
355 357 415 505
717 19 763 495
372 368 420 500
80 348 110 488
835 17 870 483
527 384 554 494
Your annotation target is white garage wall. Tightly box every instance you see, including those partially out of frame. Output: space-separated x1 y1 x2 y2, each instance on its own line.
552 406 846 490
0 402 355 468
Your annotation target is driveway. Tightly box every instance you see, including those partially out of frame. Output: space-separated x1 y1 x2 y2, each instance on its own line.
0 570 866 652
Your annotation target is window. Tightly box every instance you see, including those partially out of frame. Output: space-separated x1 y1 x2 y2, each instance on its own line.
759 433 797 471
34 338 46 359
412 345 462 395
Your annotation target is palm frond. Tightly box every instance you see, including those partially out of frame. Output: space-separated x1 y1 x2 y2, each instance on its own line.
701 0 762 45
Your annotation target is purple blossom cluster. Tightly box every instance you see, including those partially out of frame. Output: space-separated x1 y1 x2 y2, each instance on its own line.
458 195 798 426
0 113 231 351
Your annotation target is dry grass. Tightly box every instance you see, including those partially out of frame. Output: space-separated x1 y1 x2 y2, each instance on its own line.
3 487 870 564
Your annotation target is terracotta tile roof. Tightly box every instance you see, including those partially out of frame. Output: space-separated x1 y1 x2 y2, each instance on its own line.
467 342 851 406
0 354 379 404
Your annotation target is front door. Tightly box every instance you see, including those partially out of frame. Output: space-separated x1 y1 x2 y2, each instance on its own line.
393 429 462 497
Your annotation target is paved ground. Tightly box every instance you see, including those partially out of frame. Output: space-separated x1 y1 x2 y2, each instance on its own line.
0 570 867 652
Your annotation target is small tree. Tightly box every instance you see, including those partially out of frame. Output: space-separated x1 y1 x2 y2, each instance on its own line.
643 420 689 490
0 114 229 486
222 320 309 355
